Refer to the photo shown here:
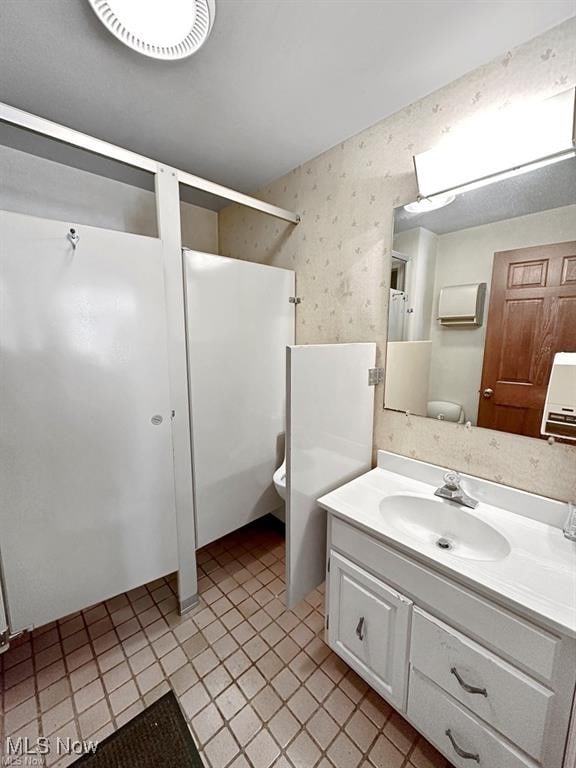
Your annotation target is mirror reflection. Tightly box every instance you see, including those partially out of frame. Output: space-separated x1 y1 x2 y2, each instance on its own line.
386 156 576 439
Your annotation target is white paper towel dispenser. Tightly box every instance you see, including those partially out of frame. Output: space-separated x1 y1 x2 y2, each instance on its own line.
541 352 576 441
438 283 486 327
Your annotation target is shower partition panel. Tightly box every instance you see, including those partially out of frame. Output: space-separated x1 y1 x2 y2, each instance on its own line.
184 250 295 547
0 210 178 633
286 343 376 608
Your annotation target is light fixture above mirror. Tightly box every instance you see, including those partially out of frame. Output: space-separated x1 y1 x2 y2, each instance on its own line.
89 0 216 60
413 88 576 200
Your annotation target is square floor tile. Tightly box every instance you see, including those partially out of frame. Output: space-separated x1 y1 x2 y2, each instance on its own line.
268 706 300 748
229 704 262 746
244 728 281 768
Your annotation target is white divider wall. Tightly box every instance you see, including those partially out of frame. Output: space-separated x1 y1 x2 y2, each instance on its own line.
184 251 295 547
286 343 376 607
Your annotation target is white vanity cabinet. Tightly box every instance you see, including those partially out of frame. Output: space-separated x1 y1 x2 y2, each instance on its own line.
325 515 576 768
328 552 412 710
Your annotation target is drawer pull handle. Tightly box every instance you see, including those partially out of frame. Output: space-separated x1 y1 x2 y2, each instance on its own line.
451 667 488 697
355 617 365 641
445 729 480 762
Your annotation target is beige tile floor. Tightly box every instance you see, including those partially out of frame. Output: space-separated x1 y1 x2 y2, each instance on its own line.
1 517 452 768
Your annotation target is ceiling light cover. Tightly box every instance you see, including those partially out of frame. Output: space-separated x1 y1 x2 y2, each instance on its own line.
89 0 216 60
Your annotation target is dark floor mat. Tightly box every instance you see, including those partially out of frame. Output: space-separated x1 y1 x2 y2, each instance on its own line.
72 691 203 767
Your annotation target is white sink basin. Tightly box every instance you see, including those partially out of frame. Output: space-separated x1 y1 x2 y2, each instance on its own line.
380 493 511 561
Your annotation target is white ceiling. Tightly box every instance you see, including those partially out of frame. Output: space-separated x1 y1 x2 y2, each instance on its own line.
0 0 573 208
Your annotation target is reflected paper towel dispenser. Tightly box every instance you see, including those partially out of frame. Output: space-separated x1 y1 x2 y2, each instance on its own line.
438 283 486 327
541 352 576 441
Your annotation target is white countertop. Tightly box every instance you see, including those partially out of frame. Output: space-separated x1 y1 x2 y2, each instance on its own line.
318 455 576 638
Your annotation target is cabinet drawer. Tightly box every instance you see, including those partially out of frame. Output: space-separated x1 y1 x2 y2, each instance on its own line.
408 669 537 768
328 552 412 710
411 608 553 761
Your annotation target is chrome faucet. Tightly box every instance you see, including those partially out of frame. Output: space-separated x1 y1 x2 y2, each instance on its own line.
434 471 479 509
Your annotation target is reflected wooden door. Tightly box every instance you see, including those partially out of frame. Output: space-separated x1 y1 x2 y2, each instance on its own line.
478 242 576 437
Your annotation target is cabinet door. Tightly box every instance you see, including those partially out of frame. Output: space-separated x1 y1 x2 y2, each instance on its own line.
328 551 412 710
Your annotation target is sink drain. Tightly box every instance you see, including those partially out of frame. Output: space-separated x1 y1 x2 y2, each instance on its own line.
436 537 453 551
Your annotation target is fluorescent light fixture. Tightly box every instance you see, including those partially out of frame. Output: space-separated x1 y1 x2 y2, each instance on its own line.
89 0 216 60
428 151 575 199
404 194 455 214
414 88 576 199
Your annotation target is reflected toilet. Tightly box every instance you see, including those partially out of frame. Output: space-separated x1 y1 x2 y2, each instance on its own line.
427 400 465 423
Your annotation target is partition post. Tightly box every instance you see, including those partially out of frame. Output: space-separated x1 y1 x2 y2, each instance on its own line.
155 164 198 614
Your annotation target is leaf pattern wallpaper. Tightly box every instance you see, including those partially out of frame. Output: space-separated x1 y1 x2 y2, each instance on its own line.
219 17 576 502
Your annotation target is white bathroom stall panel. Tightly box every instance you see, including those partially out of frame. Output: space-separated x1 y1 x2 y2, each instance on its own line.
184 250 295 547
286 343 376 608
0 210 178 632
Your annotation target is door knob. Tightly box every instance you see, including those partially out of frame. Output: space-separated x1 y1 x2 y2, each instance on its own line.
482 388 494 399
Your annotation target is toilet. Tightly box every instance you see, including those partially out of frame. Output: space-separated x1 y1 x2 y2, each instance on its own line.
427 400 465 423
273 458 287 500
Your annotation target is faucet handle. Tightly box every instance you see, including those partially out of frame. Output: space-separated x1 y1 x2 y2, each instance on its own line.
443 471 461 490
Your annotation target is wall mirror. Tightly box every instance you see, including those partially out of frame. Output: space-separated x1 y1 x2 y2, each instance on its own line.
386 155 576 440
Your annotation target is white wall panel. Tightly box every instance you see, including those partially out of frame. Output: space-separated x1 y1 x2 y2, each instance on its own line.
286 343 375 607
0 211 178 631
184 251 295 547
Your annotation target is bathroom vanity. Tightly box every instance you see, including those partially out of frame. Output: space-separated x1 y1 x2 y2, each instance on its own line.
318 452 576 768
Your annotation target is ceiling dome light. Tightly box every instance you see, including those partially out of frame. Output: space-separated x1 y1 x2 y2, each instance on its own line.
89 0 216 60
403 194 456 214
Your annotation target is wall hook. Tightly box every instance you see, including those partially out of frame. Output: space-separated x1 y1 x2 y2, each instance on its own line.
67 228 80 250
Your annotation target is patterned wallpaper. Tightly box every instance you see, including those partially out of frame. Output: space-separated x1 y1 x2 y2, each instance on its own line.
219 18 576 503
